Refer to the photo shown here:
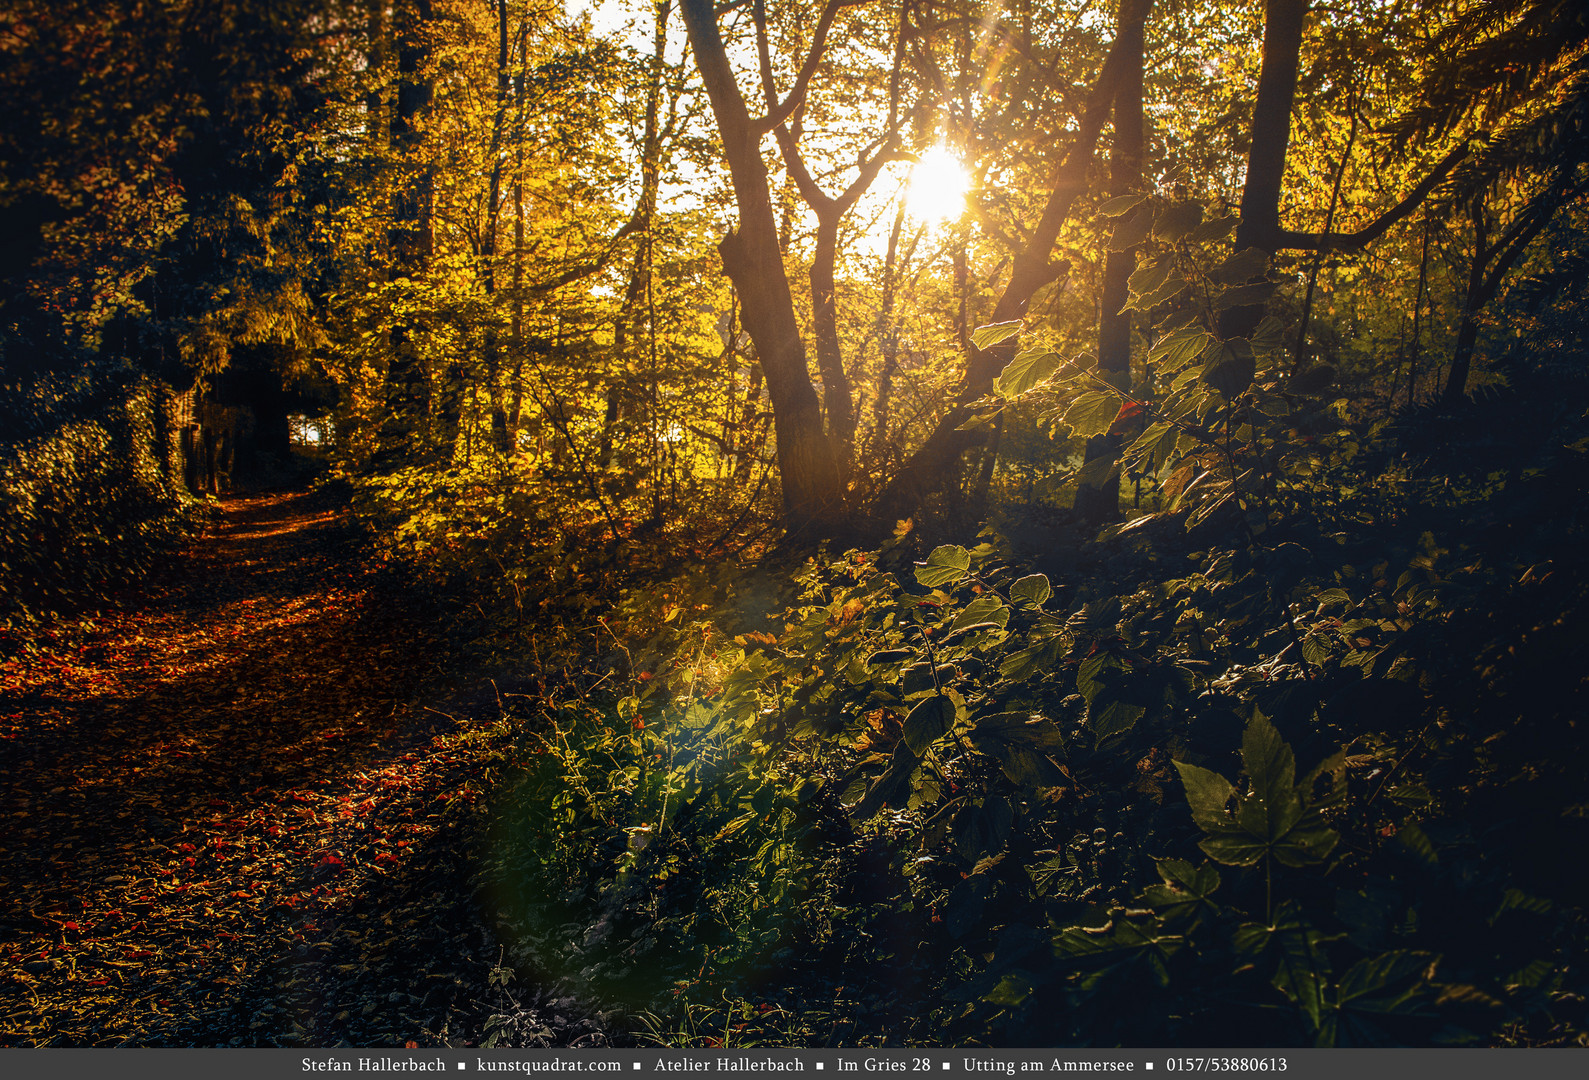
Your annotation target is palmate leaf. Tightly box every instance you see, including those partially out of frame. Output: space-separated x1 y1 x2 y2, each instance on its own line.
1052 914 1185 990
1317 951 1442 1047
1234 901 1336 1033
1174 716 1340 868
1141 858 1221 928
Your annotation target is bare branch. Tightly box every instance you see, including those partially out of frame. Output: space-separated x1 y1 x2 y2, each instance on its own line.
1276 140 1472 253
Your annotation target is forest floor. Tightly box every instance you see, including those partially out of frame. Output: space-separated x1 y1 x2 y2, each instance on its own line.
0 487 605 1047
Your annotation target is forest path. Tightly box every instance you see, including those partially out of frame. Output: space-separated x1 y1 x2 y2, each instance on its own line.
0 488 561 1047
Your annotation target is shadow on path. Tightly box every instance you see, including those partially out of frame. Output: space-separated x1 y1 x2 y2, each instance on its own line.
0 488 586 1046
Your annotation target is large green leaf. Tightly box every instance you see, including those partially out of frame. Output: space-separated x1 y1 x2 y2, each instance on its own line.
994 349 1063 400
950 595 1011 632
1123 273 1189 313
1173 760 1235 833
1098 193 1149 217
1148 327 1214 372
998 634 1066 682
1215 280 1277 310
1064 391 1122 438
914 544 971 587
971 320 1024 350
1126 257 1173 298
1123 420 1179 476
1234 902 1334 1033
1203 339 1256 399
1092 700 1145 744
1319 951 1441 1047
1009 573 1052 607
1188 213 1238 244
1141 859 1221 928
901 694 955 754
1154 200 1203 242
971 711 1065 751
852 741 918 819
1209 246 1271 285
988 741 1068 787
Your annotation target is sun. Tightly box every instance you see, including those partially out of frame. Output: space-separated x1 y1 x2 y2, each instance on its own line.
905 145 971 223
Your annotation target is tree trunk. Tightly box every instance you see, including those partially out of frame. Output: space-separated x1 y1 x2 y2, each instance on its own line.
679 0 846 539
373 0 435 471
1075 0 1147 526
1220 0 1308 342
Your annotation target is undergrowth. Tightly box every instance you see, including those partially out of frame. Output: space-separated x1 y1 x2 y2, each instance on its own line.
468 380 1589 1048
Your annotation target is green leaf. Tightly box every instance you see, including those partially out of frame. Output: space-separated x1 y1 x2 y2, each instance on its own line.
1092 700 1145 744
902 694 955 755
1099 193 1149 217
956 409 1002 431
1075 652 1116 704
852 741 918 819
1109 208 1154 250
998 635 1066 682
993 349 1063 400
1491 888 1553 924
1394 822 1439 869
914 544 971 587
950 595 1011 632
1188 213 1238 244
1063 391 1122 438
1286 365 1337 395
1124 274 1189 313
992 743 1068 787
1203 340 1256 399
1215 280 1277 310
971 320 1024 350
1198 830 1270 866
1250 315 1286 352
865 648 916 668
1141 859 1221 927
1242 713 1297 813
1154 200 1204 242
1009 573 1052 607
971 711 1065 751
1209 246 1271 285
1122 421 1179 476
1321 951 1441 1045
983 972 1034 1007
1126 257 1173 298
1173 760 1235 833
1235 902 1333 1032
1148 327 1214 372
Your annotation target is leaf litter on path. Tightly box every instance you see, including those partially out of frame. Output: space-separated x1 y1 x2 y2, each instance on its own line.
0 488 597 1047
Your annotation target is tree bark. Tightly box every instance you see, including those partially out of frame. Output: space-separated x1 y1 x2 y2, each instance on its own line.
1075 0 1147 526
373 0 435 471
680 0 846 538
1220 0 1308 343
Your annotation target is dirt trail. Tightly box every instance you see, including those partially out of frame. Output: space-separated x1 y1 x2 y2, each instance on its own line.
0 489 570 1047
